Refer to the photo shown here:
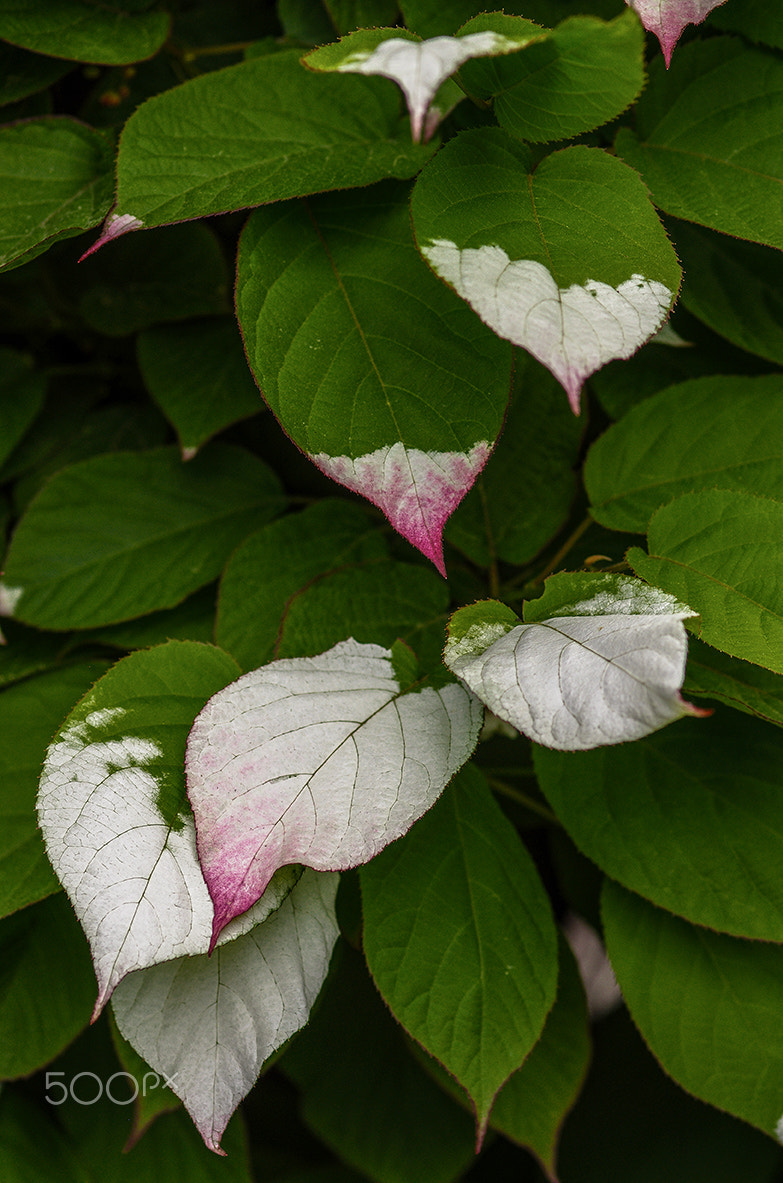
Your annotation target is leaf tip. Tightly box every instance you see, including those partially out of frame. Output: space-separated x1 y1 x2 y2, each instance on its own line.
79 213 144 261
0 581 23 618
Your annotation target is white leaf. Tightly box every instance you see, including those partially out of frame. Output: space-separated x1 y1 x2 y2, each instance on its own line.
422 240 672 412
445 611 706 750
333 31 531 141
37 708 298 1016
111 868 339 1155
186 638 483 947
626 0 729 65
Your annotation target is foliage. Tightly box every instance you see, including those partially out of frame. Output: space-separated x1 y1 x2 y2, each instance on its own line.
1 0 783 1180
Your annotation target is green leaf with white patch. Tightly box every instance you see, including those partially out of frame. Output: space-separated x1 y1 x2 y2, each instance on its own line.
536 709 783 939
36 641 302 1014
111 869 339 1156
603 878 783 1139
87 50 435 250
235 183 513 574
0 444 284 630
615 38 783 250
360 762 558 1141
586 375 783 533
304 17 545 142
187 639 483 949
412 130 680 412
460 10 644 144
445 580 703 751
0 117 113 273
629 489 783 674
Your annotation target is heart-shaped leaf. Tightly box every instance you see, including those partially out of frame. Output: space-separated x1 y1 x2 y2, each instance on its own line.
304 17 545 141
411 130 680 411
187 638 483 948
625 0 729 65
444 579 706 750
37 642 299 1016
111 869 339 1156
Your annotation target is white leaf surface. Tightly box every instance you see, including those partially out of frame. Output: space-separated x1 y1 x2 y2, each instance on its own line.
111 869 339 1155
626 0 728 65
37 708 298 1016
333 31 532 141
445 611 705 750
422 240 672 412
187 639 483 947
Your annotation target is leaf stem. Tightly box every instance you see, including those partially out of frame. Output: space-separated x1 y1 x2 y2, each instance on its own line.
533 514 593 585
487 776 559 825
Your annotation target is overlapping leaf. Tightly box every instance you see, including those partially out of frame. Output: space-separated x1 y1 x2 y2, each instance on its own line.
616 38 783 249
360 763 558 1139
412 130 680 411
187 639 483 947
236 184 513 572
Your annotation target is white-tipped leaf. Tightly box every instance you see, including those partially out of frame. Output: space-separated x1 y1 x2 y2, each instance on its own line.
445 605 707 751
626 0 729 65
186 639 483 948
111 869 339 1155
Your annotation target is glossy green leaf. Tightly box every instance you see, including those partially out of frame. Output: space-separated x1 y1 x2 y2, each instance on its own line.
672 220 783 366
236 183 513 573
93 50 435 243
281 944 478 1183
586 375 783 533
0 117 113 272
629 489 783 673
216 501 388 672
0 444 285 630
0 661 108 918
536 709 783 939
0 42 71 104
0 349 45 469
137 319 261 456
460 10 643 143
603 879 783 1140
486 933 589 1174
615 38 783 249
445 355 583 566
77 223 229 336
0 893 96 1077
684 638 783 729
361 763 558 1137
412 130 680 411
0 0 170 64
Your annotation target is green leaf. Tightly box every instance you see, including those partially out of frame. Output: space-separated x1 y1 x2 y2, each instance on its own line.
281 943 478 1183
0 660 108 918
0 349 46 469
710 0 783 50
0 42 71 104
586 375 783 533
445 356 583 566
77 223 229 336
95 50 435 240
672 220 783 366
325 0 401 34
684 638 783 729
360 763 558 1138
236 183 513 573
137 319 261 456
216 501 388 671
0 0 170 65
460 10 644 143
628 489 783 673
0 444 285 630
535 709 783 940
108 1013 181 1145
0 1090 86 1183
0 116 113 273
0 621 70 689
400 0 494 37
0 893 96 1077
603 878 783 1140
615 37 783 249
411 130 680 411
87 585 218 651
486 933 590 1173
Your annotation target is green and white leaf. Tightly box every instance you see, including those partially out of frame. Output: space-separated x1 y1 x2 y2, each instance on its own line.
412 130 680 411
